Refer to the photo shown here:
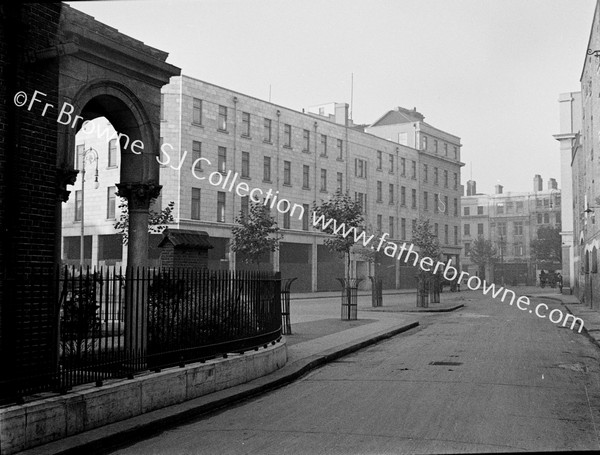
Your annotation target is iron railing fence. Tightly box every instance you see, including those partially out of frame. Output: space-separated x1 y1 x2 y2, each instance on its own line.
2 266 282 402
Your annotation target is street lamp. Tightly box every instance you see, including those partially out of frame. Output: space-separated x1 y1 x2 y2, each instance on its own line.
79 147 99 267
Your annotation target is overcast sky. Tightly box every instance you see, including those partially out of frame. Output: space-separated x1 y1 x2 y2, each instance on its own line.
68 0 596 194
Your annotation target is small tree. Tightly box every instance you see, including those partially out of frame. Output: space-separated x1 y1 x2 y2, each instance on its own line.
470 236 497 279
530 225 562 264
313 189 364 281
412 219 442 305
230 202 282 268
114 198 175 245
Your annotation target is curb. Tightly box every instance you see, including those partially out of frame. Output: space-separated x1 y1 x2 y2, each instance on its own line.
362 303 465 313
21 321 419 455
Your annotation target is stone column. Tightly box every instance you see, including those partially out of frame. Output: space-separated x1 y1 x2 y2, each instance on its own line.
116 182 161 358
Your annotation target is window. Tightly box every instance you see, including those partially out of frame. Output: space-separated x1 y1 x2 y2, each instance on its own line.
377 151 382 170
75 144 85 170
544 213 550 223
108 139 118 167
497 222 507 236
454 226 458 245
389 184 394 204
355 192 367 214
192 141 202 172
478 223 484 235
389 154 394 173
218 146 227 174
411 160 416 179
337 172 343 191
284 124 291 147
453 198 458 216
434 140 438 153
506 202 514 213
443 170 448 188
264 118 272 142
453 173 458 190
75 190 82 221
242 112 251 137
218 105 227 131
284 161 291 185
536 198 543 208
444 225 449 244
434 167 439 185
434 222 439 237
192 98 202 125
514 242 523 256
423 164 428 182
241 196 249 219
106 186 116 219
465 243 471 256
377 214 382 232
444 143 448 156
514 221 523 235
424 191 429 210
303 129 310 152
412 219 417 237
355 158 367 178
337 139 343 159
400 186 406 206
496 202 504 214
543 198 549 208
377 181 382 202
320 169 327 192
263 156 271 182
241 151 250 178
320 134 327 156
217 192 226 222
411 189 417 208
516 201 524 213
421 135 428 150
303 165 310 189
464 224 470 236
191 188 201 220
283 205 291 229
477 205 484 215
401 218 406 239
302 204 309 230
433 193 439 213
464 206 470 216
453 146 458 158
537 213 543 224
400 158 406 176
389 217 394 238
444 196 448 214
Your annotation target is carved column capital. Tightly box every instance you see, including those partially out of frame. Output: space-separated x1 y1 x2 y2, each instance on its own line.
56 167 79 202
116 182 162 210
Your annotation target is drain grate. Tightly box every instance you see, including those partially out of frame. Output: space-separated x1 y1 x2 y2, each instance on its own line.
429 361 462 366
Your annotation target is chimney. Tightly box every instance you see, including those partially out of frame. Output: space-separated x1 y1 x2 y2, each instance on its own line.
533 174 543 192
334 103 349 126
495 184 503 194
466 180 477 196
548 178 557 190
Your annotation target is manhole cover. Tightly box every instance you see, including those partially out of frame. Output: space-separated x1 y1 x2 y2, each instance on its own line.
429 361 463 366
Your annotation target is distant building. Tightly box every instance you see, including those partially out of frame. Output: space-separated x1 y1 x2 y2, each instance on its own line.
461 176 561 285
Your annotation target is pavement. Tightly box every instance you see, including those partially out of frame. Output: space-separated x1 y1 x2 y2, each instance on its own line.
20 287 598 454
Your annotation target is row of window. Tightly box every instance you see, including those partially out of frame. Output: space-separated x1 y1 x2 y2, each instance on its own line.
75 140 118 169
422 164 458 189
74 186 117 221
421 135 459 159
463 205 485 216
464 241 525 257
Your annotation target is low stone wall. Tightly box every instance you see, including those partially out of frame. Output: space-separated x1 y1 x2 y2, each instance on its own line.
0 340 287 454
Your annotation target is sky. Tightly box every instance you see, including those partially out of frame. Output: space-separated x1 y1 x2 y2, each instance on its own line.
68 0 596 194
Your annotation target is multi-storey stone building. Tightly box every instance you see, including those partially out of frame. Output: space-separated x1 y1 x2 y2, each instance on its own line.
461 176 561 285
62 76 464 292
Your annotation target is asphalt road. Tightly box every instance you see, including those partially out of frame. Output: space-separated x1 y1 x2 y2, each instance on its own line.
110 293 600 454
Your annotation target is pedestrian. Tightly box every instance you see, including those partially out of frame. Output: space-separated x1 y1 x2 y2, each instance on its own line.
557 273 563 293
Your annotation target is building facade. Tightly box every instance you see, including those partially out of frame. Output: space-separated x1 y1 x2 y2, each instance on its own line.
62 76 464 292
461 176 561 285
